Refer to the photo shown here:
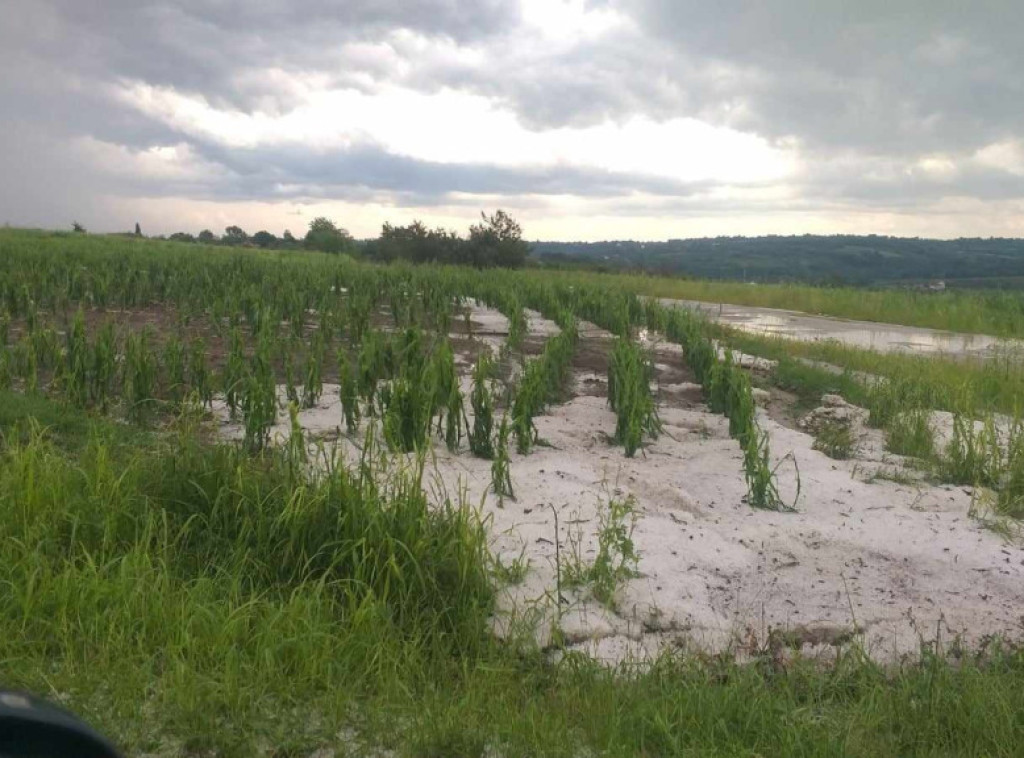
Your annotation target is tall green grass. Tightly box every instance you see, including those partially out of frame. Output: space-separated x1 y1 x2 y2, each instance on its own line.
0 398 492 753
550 266 1024 338
724 329 1024 417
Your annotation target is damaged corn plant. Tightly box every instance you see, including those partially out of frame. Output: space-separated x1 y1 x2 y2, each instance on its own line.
607 336 660 457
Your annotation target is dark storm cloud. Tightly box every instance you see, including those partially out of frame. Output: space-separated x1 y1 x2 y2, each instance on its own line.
615 0 1024 154
813 166 1024 208
111 137 711 204
414 1 1024 155
409 30 690 131
1 0 518 110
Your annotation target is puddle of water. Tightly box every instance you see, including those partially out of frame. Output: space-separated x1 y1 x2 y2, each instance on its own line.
668 299 1024 359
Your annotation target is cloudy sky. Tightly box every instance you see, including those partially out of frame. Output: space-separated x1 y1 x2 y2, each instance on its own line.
1 0 1022 240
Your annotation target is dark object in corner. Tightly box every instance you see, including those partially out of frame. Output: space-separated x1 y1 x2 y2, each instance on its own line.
0 690 121 758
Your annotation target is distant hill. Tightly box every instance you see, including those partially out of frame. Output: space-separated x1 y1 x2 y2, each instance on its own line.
530 235 1024 287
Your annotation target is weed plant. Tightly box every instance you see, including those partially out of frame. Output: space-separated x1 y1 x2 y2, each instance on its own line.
564 496 639 607
813 418 856 459
885 409 936 459
941 412 1003 487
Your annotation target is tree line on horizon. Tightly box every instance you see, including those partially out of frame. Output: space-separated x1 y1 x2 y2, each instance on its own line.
72 215 1024 286
531 234 1024 287
155 210 530 269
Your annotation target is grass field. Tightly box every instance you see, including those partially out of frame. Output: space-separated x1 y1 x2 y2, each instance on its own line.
544 269 1024 339
720 328 1024 416
2 229 1024 756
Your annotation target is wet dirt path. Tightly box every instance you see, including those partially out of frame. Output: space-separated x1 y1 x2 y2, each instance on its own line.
663 299 1024 360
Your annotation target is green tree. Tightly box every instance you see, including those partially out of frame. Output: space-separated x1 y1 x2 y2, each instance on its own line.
380 220 426 263
304 217 354 254
252 230 277 248
468 210 528 268
197 229 216 244
223 225 248 246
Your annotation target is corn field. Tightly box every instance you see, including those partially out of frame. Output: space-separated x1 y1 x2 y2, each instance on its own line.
0 229 902 512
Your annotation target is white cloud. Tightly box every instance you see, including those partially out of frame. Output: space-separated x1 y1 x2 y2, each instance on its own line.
116 81 797 185
914 156 959 182
520 0 629 42
74 137 222 181
974 140 1024 176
